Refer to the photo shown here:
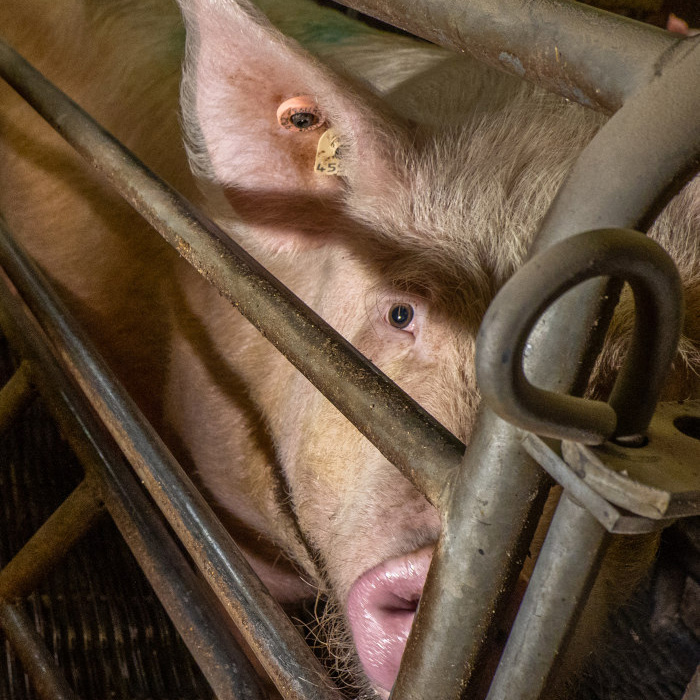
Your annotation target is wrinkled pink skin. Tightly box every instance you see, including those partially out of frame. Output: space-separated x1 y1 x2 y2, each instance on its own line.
0 0 698 696
347 547 433 695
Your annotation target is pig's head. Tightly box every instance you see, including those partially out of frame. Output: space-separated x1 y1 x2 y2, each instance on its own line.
170 0 685 695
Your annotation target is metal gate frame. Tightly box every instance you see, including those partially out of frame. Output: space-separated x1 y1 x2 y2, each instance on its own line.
0 1 698 698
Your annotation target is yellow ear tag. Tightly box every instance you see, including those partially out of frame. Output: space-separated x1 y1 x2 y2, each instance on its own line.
315 128 346 176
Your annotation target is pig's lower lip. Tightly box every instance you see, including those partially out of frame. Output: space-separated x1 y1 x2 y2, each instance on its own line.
346 546 433 694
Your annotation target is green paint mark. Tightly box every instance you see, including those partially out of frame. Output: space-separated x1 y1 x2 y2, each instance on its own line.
299 17 366 45
263 2 378 49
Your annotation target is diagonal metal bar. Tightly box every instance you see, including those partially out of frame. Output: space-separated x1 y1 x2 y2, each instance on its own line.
0 245 276 698
0 479 104 601
0 360 36 435
0 216 340 699
0 599 81 700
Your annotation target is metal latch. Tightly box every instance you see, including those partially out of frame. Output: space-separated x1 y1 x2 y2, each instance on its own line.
521 399 700 534
476 227 684 445
563 400 700 520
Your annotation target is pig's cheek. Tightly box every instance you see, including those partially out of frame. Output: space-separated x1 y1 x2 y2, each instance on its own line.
273 381 439 590
268 380 357 539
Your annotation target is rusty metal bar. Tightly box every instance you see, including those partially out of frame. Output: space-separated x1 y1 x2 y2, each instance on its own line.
0 218 339 699
331 0 684 113
0 479 104 600
0 360 35 435
0 599 81 700
96 482 271 700
0 244 274 699
392 22 700 700
0 37 464 510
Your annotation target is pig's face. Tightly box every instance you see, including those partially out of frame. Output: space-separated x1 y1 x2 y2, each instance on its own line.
277 271 474 693
172 0 607 694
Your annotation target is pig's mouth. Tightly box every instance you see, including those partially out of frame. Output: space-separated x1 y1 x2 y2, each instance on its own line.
346 545 433 696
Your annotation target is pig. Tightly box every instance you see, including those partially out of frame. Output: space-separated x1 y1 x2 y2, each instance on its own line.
0 0 698 696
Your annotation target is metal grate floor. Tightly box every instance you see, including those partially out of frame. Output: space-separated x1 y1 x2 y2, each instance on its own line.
576 554 700 700
0 338 214 700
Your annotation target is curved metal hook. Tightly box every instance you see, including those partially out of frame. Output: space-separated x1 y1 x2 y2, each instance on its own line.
476 228 684 445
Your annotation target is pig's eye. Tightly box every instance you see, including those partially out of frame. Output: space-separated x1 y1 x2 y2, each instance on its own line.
388 303 414 329
277 96 324 132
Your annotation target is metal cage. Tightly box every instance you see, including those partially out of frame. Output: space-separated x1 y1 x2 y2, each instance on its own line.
0 1 698 698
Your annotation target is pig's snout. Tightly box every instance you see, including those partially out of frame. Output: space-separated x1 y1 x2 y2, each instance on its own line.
346 545 433 694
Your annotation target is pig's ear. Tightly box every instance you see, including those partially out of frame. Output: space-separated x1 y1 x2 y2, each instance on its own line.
177 0 401 243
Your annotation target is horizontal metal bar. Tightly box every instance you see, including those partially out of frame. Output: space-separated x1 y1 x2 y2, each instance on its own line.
0 479 104 601
0 360 36 435
0 36 463 508
0 249 274 699
0 599 81 700
331 0 682 113
0 216 340 699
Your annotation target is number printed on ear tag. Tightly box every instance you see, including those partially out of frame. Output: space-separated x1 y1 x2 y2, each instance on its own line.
315 128 346 176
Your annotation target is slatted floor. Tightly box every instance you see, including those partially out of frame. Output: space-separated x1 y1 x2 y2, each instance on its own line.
0 337 214 700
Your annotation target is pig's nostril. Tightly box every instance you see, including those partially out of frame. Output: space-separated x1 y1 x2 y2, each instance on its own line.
347 546 433 693
381 593 420 614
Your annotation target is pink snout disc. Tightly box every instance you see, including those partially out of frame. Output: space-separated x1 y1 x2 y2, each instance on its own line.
346 546 433 694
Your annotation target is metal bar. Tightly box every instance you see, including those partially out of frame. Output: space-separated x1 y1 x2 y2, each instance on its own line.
0 360 36 435
391 411 550 700
0 598 81 700
485 494 610 700
0 219 340 699
0 251 274 699
393 21 700 700
0 479 104 601
330 0 682 113
0 37 463 509
95 470 272 700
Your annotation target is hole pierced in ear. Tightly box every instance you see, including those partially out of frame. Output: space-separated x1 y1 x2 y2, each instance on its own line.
277 96 324 132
